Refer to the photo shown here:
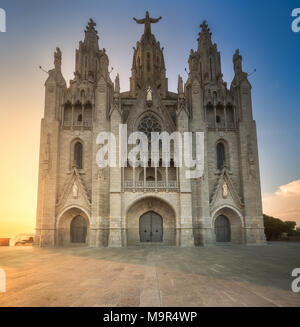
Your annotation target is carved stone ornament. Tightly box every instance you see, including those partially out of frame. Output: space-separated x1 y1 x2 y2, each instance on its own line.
72 182 78 198
222 182 228 199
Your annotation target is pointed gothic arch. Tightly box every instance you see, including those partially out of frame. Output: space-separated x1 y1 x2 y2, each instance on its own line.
212 205 244 244
56 206 91 246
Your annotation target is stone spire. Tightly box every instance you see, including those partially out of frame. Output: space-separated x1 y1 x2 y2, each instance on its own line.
54 47 62 72
233 49 243 75
45 46 65 87
114 73 120 94
73 18 110 83
197 20 212 51
84 18 99 51
188 20 222 84
231 49 249 86
178 74 183 94
130 12 167 97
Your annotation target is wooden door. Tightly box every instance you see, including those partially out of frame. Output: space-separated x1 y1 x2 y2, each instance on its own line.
215 215 231 242
70 215 87 243
139 211 163 242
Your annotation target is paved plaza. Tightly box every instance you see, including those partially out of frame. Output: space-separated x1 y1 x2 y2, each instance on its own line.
0 242 299 307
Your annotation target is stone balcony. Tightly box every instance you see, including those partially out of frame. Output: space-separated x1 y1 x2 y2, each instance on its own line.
63 121 92 129
123 180 178 192
206 121 237 130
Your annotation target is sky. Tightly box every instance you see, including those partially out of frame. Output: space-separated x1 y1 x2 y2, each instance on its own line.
0 0 299 237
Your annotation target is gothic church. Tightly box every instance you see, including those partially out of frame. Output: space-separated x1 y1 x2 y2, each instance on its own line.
35 12 266 247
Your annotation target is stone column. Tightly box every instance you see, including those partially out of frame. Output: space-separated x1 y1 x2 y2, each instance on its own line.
177 104 194 247
165 166 168 190
71 104 74 129
108 109 123 247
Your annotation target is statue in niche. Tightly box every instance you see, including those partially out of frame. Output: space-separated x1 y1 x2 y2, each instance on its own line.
146 86 152 102
72 182 78 198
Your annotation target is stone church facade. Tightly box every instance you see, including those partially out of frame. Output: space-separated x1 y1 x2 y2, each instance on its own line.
35 13 266 247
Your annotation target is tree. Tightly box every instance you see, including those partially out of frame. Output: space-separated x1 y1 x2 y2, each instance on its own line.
263 215 298 241
283 221 297 235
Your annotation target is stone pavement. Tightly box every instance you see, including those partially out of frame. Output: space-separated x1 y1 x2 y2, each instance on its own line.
0 242 299 307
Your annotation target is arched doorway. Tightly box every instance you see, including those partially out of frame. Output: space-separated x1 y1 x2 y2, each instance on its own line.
139 211 163 242
57 207 90 246
215 215 231 242
126 197 176 246
70 215 87 243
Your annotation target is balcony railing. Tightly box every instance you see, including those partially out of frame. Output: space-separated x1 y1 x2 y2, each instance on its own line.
63 121 92 128
124 180 178 191
206 122 236 129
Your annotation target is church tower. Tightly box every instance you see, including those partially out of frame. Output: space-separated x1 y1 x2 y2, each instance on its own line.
35 19 113 247
130 11 167 98
185 21 266 245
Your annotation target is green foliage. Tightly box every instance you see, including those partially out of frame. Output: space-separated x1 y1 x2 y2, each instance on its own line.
263 215 299 241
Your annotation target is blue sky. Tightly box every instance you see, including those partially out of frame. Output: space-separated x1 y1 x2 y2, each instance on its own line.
0 0 299 198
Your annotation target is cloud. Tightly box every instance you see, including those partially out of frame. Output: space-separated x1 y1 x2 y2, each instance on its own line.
262 180 300 226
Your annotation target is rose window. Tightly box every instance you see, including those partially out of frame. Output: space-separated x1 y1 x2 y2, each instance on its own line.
138 114 161 139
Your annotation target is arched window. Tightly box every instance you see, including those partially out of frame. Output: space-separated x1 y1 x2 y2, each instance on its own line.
217 142 225 170
74 142 83 169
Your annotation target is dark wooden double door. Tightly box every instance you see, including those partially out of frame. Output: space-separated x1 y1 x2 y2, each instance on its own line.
139 211 163 242
215 215 231 242
70 215 87 243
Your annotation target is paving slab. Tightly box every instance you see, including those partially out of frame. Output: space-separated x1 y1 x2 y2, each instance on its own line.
0 242 299 307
